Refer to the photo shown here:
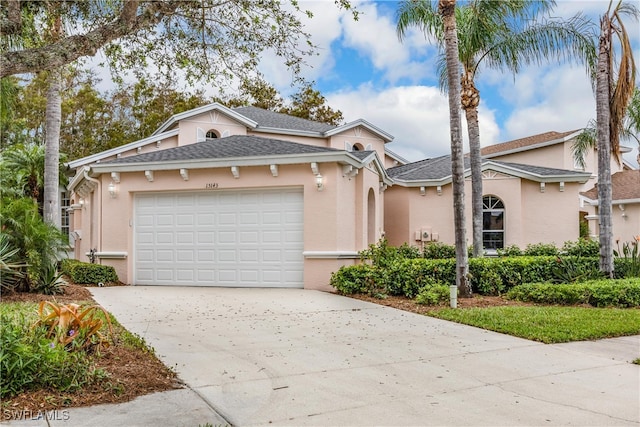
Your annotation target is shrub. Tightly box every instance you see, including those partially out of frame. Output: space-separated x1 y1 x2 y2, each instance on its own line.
524 243 558 256
61 260 118 284
422 242 456 259
506 279 640 307
562 239 600 257
497 245 522 257
551 256 601 283
0 234 25 292
415 280 450 305
330 264 376 295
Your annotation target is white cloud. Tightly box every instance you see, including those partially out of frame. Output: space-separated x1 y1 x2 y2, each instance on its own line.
328 85 500 162
502 65 595 139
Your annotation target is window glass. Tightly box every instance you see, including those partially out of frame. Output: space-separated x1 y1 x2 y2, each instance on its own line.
482 196 504 250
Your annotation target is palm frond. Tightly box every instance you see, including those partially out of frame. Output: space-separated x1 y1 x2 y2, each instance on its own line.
572 119 597 169
396 0 442 43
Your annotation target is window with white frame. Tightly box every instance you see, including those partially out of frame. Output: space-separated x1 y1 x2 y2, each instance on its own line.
482 195 505 250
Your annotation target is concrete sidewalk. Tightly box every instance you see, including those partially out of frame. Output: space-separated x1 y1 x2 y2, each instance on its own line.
4 286 639 426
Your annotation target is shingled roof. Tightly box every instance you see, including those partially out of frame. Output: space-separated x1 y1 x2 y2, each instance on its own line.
233 106 336 134
581 170 640 202
101 135 341 165
481 130 581 157
388 155 590 183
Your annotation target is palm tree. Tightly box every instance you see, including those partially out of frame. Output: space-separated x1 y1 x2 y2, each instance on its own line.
439 0 471 302
572 87 639 169
397 0 596 257
595 0 638 277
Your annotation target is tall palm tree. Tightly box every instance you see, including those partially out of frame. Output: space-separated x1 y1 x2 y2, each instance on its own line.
595 0 638 277
439 0 471 301
397 0 596 257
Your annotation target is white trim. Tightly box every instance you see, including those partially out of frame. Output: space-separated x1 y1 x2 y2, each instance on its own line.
67 129 180 169
325 119 394 142
302 251 360 259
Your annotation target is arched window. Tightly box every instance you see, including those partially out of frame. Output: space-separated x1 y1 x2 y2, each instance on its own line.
353 143 364 151
206 130 218 140
483 195 504 250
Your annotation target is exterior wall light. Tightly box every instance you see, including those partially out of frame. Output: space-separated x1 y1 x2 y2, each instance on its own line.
315 174 324 191
108 181 118 198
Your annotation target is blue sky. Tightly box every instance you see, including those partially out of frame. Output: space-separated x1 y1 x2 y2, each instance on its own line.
255 0 640 165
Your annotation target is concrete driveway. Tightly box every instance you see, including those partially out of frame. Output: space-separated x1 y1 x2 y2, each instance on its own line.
90 286 640 426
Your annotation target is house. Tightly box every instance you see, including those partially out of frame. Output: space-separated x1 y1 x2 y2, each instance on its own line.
66 104 637 291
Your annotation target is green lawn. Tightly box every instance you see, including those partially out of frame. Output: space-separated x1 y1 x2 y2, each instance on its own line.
427 306 640 343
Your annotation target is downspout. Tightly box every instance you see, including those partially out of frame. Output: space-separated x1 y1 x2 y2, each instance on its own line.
83 167 102 258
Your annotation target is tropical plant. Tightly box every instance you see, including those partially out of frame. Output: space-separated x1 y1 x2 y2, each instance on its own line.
0 234 26 292
614 238 640 277
0 197 69 291
594 1 638 277
397 0 596 258
438 0 471 300
34 301 113 352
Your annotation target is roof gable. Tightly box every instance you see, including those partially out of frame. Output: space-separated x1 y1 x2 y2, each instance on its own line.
325 119 394 142
152 103 258 135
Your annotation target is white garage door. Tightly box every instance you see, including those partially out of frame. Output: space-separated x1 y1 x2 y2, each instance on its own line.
134 188 304 287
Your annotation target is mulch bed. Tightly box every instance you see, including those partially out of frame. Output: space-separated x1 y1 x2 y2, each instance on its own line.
1 284 181 421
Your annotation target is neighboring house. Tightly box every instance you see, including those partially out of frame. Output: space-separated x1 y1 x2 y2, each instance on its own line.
580 170 640 243
66 103 637 290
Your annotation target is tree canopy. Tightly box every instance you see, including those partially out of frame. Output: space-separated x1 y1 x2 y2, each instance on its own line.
1 1 355 83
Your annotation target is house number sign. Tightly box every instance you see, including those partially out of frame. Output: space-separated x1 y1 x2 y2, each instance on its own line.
205 183 219 189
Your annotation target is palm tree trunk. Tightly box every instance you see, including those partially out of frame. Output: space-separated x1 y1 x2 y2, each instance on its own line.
462 71 483 258
44 68 62 228
596 15 614 277
440 0 471 300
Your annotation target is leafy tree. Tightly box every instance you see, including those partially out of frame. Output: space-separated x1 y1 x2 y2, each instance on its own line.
439 0 471 300
594 0 638 277
282 82 344 126
397 0 596 257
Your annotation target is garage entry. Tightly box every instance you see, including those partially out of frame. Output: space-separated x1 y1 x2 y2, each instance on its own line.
134 188 304 287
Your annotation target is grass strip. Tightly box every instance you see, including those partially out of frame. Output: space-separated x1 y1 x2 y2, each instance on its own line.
427 306 640 343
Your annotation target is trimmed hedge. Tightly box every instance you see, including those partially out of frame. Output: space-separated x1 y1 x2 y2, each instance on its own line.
60 259 118 284
505 278 640 307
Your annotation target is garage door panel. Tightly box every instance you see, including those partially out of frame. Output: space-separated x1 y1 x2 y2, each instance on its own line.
135 189 303 287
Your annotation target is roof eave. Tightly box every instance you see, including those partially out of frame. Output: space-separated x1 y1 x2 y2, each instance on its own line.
66 129 180 169
90 152 361 174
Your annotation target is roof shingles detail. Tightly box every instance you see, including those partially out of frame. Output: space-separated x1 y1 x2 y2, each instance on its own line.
481 130 580 156
581 170 640 201
233 106 336 133
101 135 340 165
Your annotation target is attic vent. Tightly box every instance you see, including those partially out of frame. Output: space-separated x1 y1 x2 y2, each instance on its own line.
206 130 218 140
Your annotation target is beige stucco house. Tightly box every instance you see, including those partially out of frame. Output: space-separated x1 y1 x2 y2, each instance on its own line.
66 104 638 291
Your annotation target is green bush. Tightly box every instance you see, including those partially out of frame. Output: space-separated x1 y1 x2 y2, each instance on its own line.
614 239 640 278
551 256 601 283
0 304 102 398
497 245 522 257
524 243 559 256
422 242 456 259
415 280 450 305
330 264 376 295
562 239 600 257
505 279 640 307
61 260 118 284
